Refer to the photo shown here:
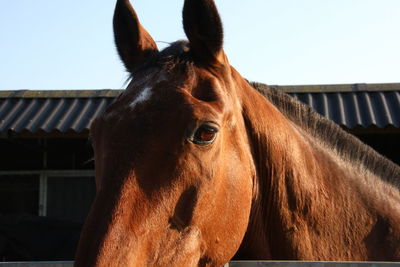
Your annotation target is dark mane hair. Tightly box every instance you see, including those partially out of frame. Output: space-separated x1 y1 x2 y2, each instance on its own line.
251 82 400 188
159 40 191 59
128 40 194 82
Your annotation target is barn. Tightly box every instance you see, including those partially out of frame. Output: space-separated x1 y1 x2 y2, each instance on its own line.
0 83 399 261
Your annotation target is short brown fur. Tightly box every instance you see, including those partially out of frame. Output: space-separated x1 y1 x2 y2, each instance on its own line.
74 0 400 266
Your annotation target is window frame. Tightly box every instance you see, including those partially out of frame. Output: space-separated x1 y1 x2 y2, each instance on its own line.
0 170 94 216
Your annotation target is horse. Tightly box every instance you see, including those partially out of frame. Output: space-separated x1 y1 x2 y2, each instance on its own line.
74 0 400 266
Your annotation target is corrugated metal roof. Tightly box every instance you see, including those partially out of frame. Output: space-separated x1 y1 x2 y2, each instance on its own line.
290 91 400 129
0 89 121 98
271 83 400 93
0 84 399 134
0 95 115 134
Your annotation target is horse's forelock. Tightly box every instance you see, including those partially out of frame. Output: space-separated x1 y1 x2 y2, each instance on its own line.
159 40 190 58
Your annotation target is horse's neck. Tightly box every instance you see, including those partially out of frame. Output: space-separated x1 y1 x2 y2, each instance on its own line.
266 126 400 260
238 80 400 260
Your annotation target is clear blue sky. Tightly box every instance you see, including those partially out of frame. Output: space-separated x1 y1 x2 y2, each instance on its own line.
1 0 399 90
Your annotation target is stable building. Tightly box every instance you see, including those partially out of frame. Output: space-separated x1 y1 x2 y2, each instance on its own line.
0 83 399 261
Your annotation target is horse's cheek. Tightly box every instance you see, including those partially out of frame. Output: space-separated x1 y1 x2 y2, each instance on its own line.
208 164 253 262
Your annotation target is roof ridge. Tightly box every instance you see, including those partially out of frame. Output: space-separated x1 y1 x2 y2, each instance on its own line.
270 83 400 93
0 89 123 98
1 83 400 98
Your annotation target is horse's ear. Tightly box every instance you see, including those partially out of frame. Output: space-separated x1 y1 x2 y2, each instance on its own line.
183 0 224 65
113 0 158 72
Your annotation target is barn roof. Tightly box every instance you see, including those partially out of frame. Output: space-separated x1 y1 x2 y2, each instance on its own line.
0 83 399 135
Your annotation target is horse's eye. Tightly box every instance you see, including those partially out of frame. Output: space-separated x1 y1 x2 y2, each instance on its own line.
192 124 219 145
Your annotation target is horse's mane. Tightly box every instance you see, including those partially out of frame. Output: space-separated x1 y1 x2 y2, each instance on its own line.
250 82 400 189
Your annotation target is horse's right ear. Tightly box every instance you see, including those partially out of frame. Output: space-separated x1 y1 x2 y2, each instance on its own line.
183 0 224 66
113 0 158 72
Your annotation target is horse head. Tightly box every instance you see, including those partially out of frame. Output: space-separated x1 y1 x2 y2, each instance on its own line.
75 0 259 265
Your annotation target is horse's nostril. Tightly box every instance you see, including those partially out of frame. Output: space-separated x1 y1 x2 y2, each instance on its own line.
169 185 198 231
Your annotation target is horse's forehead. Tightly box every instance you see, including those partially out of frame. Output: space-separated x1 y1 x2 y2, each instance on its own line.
125 69 168 108
123 67 216 107
131 68 168 86
106 66 231 123
111 69 169 113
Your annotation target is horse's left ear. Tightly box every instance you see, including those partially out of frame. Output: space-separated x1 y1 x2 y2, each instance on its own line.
183 0 224 66
113 0 159 72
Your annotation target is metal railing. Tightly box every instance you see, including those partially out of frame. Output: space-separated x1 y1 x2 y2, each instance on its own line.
0 262 399 267
0 263 72 267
